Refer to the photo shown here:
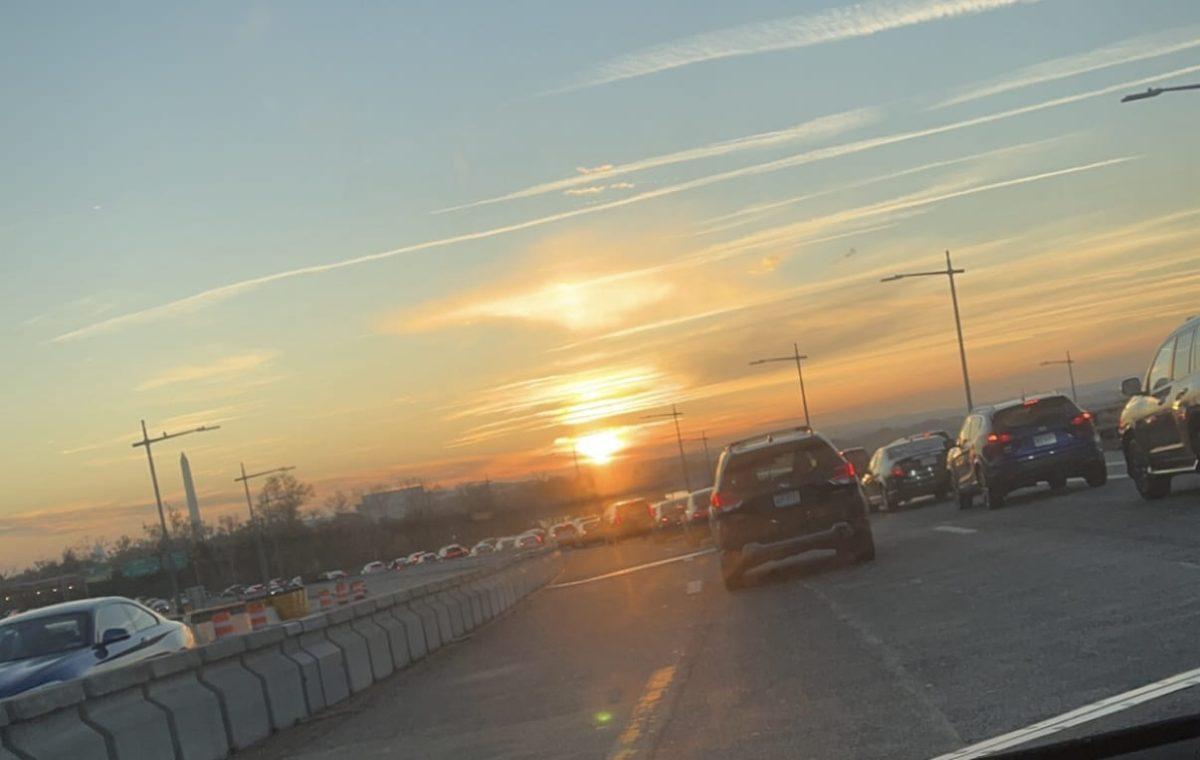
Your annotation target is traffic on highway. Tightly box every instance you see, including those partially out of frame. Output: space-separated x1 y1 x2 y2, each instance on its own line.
5 2 1200 759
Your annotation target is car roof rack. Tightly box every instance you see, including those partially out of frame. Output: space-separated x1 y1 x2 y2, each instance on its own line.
728 426 814 452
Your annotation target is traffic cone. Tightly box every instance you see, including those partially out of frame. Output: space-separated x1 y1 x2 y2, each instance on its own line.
212 611 235 639
319 589 333 610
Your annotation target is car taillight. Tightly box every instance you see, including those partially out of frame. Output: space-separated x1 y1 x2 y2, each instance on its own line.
830 461 856 484
986 433 1013 444
1071 411 1093 427
890 465 905 478
710 490 742 513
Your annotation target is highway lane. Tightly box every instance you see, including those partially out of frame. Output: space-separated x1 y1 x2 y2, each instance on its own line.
246 467 1200 759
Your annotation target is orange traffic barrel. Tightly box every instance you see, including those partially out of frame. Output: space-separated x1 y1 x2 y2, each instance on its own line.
335 581 349 605
319 589 333 610
248 601 269 630
212 610 235 639
352 580 366 600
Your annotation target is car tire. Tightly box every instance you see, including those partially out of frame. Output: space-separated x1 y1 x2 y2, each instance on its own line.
953 476 973 509
839 526 876 564
1085 463 1108 488
978 467 1005 509
1048 475 1067 491
884 492 901 512
1126 440 1170 500
720 550 744 591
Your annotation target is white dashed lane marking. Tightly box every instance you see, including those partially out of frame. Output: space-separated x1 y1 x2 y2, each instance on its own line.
933 525 978 535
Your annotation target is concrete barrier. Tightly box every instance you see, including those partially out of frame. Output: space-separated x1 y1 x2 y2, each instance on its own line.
297 617 349 706
197 636 271 751
145 651 229 760
3 681 107 760
324 607 373 693
241 627 308 731
0 550 562 760
370 596 411 670
81 663 175 760
350 600 394 682
280 622 325 715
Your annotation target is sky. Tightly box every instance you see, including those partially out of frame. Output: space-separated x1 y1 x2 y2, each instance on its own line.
2 0 1199 567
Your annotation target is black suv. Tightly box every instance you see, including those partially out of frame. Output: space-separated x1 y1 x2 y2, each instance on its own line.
947 393 1107 509
1119 316 1200 499
861 434 951 511
709 427 874 590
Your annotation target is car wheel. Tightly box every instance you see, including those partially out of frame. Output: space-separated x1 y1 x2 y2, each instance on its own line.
839 526 876 564
884 491 901 512
1085 463 1108 488
953 476 973 509
978 467 1005 509
1126 440 1170 500
1048 475 1067 491
720 550 744 591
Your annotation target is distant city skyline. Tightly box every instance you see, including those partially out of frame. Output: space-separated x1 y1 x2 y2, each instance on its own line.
3 0 1199 566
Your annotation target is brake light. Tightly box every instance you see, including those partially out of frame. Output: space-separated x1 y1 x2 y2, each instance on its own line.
1022 398 1038 407
829 461 857 485
890 465 905 479
986 433 1013 444
1071 411 1093 426
710 490 742 513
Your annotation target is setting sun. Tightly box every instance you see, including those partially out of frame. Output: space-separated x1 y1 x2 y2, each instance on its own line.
574 430 626 465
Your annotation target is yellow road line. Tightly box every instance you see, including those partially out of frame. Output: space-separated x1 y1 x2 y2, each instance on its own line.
609 665 678 760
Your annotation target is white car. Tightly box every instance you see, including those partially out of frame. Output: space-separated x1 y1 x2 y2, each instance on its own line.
470 542 495 556
516 532 543 549
361 561 387 575
494 536 518 552
318 570 348 581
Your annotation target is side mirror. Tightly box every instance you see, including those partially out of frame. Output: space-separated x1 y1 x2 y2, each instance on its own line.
98 627 131 647
1121 377 1143 397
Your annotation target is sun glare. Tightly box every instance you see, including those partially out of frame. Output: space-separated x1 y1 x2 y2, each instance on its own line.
574 430 625 465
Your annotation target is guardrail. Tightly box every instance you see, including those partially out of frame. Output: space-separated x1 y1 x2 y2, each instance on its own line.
0 548 562 759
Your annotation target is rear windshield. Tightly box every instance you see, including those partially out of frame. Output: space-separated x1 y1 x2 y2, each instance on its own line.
993 397 1080 433
722 441 841 493
553 524 576 535
887 439 946 460
0 612 91 662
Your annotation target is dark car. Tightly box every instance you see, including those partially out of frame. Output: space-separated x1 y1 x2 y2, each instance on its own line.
1119 316 1200 499
838 447 871 481
0 597 195 699
602 498 656 541
651 496 687 533
947 393 1107 509
709 427 875 590
860 434 951 511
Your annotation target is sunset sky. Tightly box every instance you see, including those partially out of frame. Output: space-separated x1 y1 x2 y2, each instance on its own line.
3 0 1199 566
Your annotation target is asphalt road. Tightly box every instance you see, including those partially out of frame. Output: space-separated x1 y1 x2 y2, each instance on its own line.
247 457 1200 760
304 554 505 602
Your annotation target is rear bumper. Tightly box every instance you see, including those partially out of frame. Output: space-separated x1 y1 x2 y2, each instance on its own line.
989 446 1104 487
739 522 856 568
890 473 950 501
713 502 867 568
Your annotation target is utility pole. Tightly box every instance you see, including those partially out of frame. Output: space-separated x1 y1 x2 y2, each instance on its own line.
1040 351 1078 402
749 343 812 428
132 420 220 615
881 251 973 411
642 404 692 493
687 431 714 484
235 464 294 586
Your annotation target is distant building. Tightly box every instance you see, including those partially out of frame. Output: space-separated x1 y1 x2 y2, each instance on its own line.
358 486 426 522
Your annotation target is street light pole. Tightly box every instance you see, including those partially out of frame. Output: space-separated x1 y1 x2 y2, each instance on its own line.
881 250 974 411
132 420 220 614
1040 351 1078 403
749 344 812 428
642 404 692 493
235 464 294 586
1121 83 1200 102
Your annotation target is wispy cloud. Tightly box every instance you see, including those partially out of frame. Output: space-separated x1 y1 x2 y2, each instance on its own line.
558 0 1040 92
935 26 1200 108
436 107 878 213
136 353 276 391
50 63 1199 344
563 182 637 197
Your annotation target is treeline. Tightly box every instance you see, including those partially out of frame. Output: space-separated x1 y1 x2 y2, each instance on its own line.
6 471 601 602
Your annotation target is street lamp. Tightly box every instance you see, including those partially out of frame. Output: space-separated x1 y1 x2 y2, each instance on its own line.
881 250 974 412
1121 83 1200 102
749 343 812 428
132 420 220 614
235 464 295 585
1040 351 1078 403
641 404 692 493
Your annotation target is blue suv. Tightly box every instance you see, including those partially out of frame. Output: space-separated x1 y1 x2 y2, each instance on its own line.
947 394 1108 509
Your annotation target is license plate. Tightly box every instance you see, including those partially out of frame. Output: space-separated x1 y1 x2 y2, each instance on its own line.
773 490 801 508
1034 433 1057 447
